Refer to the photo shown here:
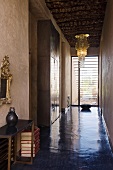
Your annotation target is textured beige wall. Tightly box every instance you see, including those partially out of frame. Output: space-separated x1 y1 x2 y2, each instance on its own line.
100 0 113 145
0 0 29 126
61 42 71 108
65 44 71 107
72 60 78 104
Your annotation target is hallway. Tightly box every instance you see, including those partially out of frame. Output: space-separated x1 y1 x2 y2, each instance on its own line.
12 107 113 170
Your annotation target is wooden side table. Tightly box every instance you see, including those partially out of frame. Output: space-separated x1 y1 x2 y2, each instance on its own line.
0 119 34 170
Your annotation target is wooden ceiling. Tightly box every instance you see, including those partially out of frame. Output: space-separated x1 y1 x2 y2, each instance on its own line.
45 0 107 47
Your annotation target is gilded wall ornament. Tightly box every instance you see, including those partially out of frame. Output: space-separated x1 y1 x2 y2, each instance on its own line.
0 56 13 105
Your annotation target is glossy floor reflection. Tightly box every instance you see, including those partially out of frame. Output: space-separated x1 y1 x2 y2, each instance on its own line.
12 107 113 170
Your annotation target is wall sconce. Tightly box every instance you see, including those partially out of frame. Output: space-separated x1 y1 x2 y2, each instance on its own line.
75 34 89 67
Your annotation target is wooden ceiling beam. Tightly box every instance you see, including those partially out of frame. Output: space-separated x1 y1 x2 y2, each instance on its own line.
45 0 107 4
45 0 107 47
55 16 105 23
47 4 106 11
58 21 103 27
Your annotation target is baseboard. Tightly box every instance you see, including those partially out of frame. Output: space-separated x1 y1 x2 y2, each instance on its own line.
102 113 113 153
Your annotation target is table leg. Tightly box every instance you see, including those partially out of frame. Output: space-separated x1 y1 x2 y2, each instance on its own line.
31 121 34 163
8 137 12 170
14 135 17 162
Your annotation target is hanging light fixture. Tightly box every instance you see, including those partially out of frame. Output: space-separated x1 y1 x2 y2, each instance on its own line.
75 34 89 67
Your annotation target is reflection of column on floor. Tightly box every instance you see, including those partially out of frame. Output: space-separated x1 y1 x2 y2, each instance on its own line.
58 109 73 150
51 107 59 123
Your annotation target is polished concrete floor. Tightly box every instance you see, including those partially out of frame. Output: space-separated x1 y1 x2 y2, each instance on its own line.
11 107 113 170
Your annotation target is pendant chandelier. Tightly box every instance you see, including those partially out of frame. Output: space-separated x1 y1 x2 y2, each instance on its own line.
75 34 89 67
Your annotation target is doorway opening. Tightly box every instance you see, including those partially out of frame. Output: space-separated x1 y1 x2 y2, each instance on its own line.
72 56 98 106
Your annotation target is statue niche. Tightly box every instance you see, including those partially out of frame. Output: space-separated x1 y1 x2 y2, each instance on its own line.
0 56 12 105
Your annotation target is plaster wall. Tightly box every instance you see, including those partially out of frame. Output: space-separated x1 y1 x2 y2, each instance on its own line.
0 0 29 126
61 42 71 108
72 60 78 104
100 0 113 145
